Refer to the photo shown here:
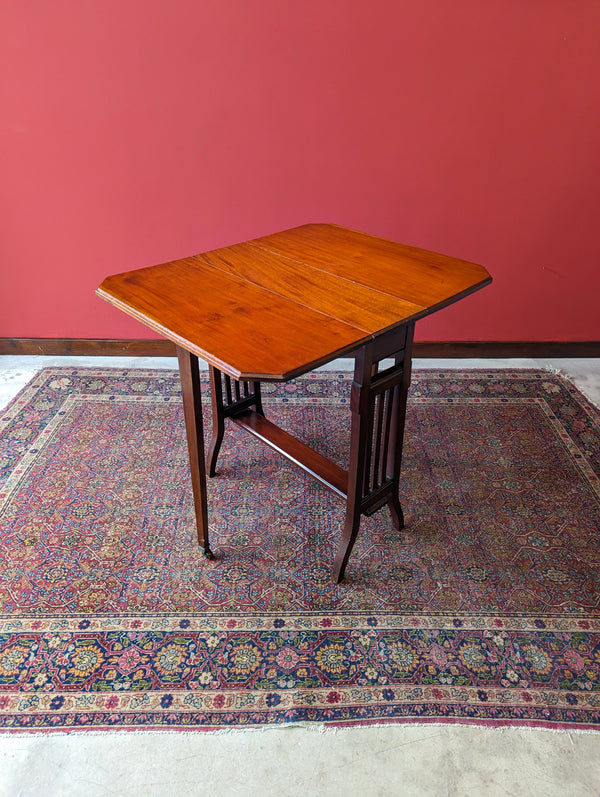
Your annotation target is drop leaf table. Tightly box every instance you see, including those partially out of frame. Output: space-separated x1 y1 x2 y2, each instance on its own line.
97 224 491 582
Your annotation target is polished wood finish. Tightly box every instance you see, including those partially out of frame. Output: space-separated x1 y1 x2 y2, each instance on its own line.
176 346 213 558
208 365 264 478
207 361 347 496
206 323 414 582
250 224 491 313
97 255 370 381
96 224 491 381
96 224 492 580
231 411 348 499
332 324 414 582
4 338 600 359
196 242 422 333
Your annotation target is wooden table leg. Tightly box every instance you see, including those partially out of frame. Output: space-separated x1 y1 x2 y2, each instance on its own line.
385 341 413 531
332 342 375 583
177 329 412 579
332 324 414 583
176 346 213 559
208 366 225 478
207 364 264 477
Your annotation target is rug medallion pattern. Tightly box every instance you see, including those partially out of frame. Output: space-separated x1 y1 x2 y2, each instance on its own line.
0 368 599 731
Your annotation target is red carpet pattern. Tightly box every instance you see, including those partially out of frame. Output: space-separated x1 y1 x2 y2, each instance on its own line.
0 368 599 731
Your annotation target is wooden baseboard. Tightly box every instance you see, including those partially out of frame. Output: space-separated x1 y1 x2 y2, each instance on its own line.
0 339 176 356
412 341 600 358
1 338 599 358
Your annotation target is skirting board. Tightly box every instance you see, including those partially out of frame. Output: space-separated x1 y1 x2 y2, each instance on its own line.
1 339 600 358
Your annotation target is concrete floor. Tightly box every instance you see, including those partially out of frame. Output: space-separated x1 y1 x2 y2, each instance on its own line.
1 355 599 797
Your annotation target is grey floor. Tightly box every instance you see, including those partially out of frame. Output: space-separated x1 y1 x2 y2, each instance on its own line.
0 355 599 797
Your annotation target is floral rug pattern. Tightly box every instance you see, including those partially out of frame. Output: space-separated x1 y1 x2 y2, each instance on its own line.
0 368 599 731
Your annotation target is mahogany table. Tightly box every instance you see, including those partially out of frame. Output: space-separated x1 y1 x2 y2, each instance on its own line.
97 224 491 582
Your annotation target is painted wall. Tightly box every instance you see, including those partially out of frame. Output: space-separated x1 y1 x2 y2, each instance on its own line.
2 1 599 342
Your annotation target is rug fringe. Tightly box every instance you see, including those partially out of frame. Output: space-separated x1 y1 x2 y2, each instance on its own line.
543 364 600 411
2 720 600 739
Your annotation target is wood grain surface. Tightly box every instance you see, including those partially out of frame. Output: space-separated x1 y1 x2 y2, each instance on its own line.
97 223 491 380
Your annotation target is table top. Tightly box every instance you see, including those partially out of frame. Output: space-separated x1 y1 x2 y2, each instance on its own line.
97 223 492 381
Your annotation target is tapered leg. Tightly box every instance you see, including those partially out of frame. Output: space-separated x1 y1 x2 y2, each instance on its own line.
332 344 374 583
208 366 225 477
385 327 414 530
206 365 264 477
177 346 213 558
386 383 408 530
387 492 405 531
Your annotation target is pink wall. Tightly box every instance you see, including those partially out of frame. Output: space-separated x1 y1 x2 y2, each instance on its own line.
2 0 599 342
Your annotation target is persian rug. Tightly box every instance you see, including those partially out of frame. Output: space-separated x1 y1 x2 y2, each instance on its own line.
0 367 599 733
